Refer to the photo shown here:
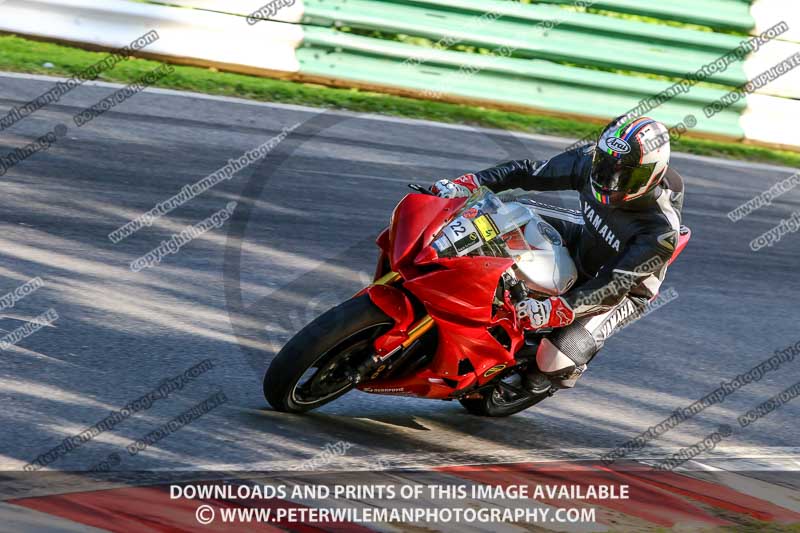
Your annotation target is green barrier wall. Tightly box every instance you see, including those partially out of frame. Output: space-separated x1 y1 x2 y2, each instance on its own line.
301 0 749 86
525 0 755 32
139 0 764 140
299 26 746 138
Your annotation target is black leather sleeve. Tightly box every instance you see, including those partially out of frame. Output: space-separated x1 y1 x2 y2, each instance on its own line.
563 227 678 315
472 151 584 192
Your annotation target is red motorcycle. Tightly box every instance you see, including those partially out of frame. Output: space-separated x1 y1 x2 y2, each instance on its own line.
264 186 690 416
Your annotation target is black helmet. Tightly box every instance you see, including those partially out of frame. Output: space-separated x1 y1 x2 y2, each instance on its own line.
591 116 670 206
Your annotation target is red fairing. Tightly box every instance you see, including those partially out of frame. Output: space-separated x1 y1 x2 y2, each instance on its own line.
429 315 520 385
376 226 390 254
668 226 692 266
374 227 391 280
361 255 518 393
402 257 517 382
359 191 526 399
365 284 415 356
404 256 513 323
388 194 464 273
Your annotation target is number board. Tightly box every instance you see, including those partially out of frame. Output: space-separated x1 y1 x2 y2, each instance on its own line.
444 218 482 255
473 214 499 241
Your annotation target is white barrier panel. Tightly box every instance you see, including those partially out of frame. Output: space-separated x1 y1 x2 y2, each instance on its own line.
742 93 800 149
143 0 304 24
747 0 800 99
742 39 800 100
751 0 800 44
0 0 303 73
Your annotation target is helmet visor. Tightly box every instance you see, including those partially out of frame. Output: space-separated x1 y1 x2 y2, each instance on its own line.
591 150 656 195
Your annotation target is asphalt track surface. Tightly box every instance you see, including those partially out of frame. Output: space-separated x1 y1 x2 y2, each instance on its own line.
0 72 798 473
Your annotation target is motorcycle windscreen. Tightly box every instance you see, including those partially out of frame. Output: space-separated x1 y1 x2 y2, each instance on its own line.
431 188 534 259
388 193 464 271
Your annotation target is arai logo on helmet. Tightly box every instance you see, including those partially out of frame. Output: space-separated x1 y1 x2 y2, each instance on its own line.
603 136 631 154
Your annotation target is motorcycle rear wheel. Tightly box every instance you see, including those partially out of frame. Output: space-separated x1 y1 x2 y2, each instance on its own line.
459 374 548 417
263 295 392 413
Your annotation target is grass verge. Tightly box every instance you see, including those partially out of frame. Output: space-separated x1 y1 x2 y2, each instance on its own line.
1 34 798 168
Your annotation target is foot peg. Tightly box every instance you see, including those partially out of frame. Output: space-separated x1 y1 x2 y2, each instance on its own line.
523 371 552 394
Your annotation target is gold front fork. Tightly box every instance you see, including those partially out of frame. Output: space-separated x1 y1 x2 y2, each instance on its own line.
373 271 402 286
402 315 434 349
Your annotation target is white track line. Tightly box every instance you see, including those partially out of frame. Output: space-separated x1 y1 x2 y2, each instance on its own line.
156 447 800 472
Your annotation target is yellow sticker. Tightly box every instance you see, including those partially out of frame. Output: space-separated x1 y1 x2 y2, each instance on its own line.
483 364 507 377
473 215 499 241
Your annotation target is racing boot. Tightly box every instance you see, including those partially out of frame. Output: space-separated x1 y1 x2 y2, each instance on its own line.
554 364 587 389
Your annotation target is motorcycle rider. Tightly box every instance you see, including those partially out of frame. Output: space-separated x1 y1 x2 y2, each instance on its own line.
431 116 684 392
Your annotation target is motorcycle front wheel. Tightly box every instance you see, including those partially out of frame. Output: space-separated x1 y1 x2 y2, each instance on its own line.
263 294 392 413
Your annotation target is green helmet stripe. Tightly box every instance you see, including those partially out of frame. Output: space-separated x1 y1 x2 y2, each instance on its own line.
614 117 635 138
607 117 635 155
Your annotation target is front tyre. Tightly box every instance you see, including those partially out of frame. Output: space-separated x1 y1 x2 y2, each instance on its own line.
459 374 548 417
264 295 392 413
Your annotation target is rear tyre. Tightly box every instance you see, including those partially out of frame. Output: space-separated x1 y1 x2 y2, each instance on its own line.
459 373 548 417
264 295 392 413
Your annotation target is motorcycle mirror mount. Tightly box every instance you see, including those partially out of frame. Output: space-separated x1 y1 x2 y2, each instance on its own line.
408 183 436 195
